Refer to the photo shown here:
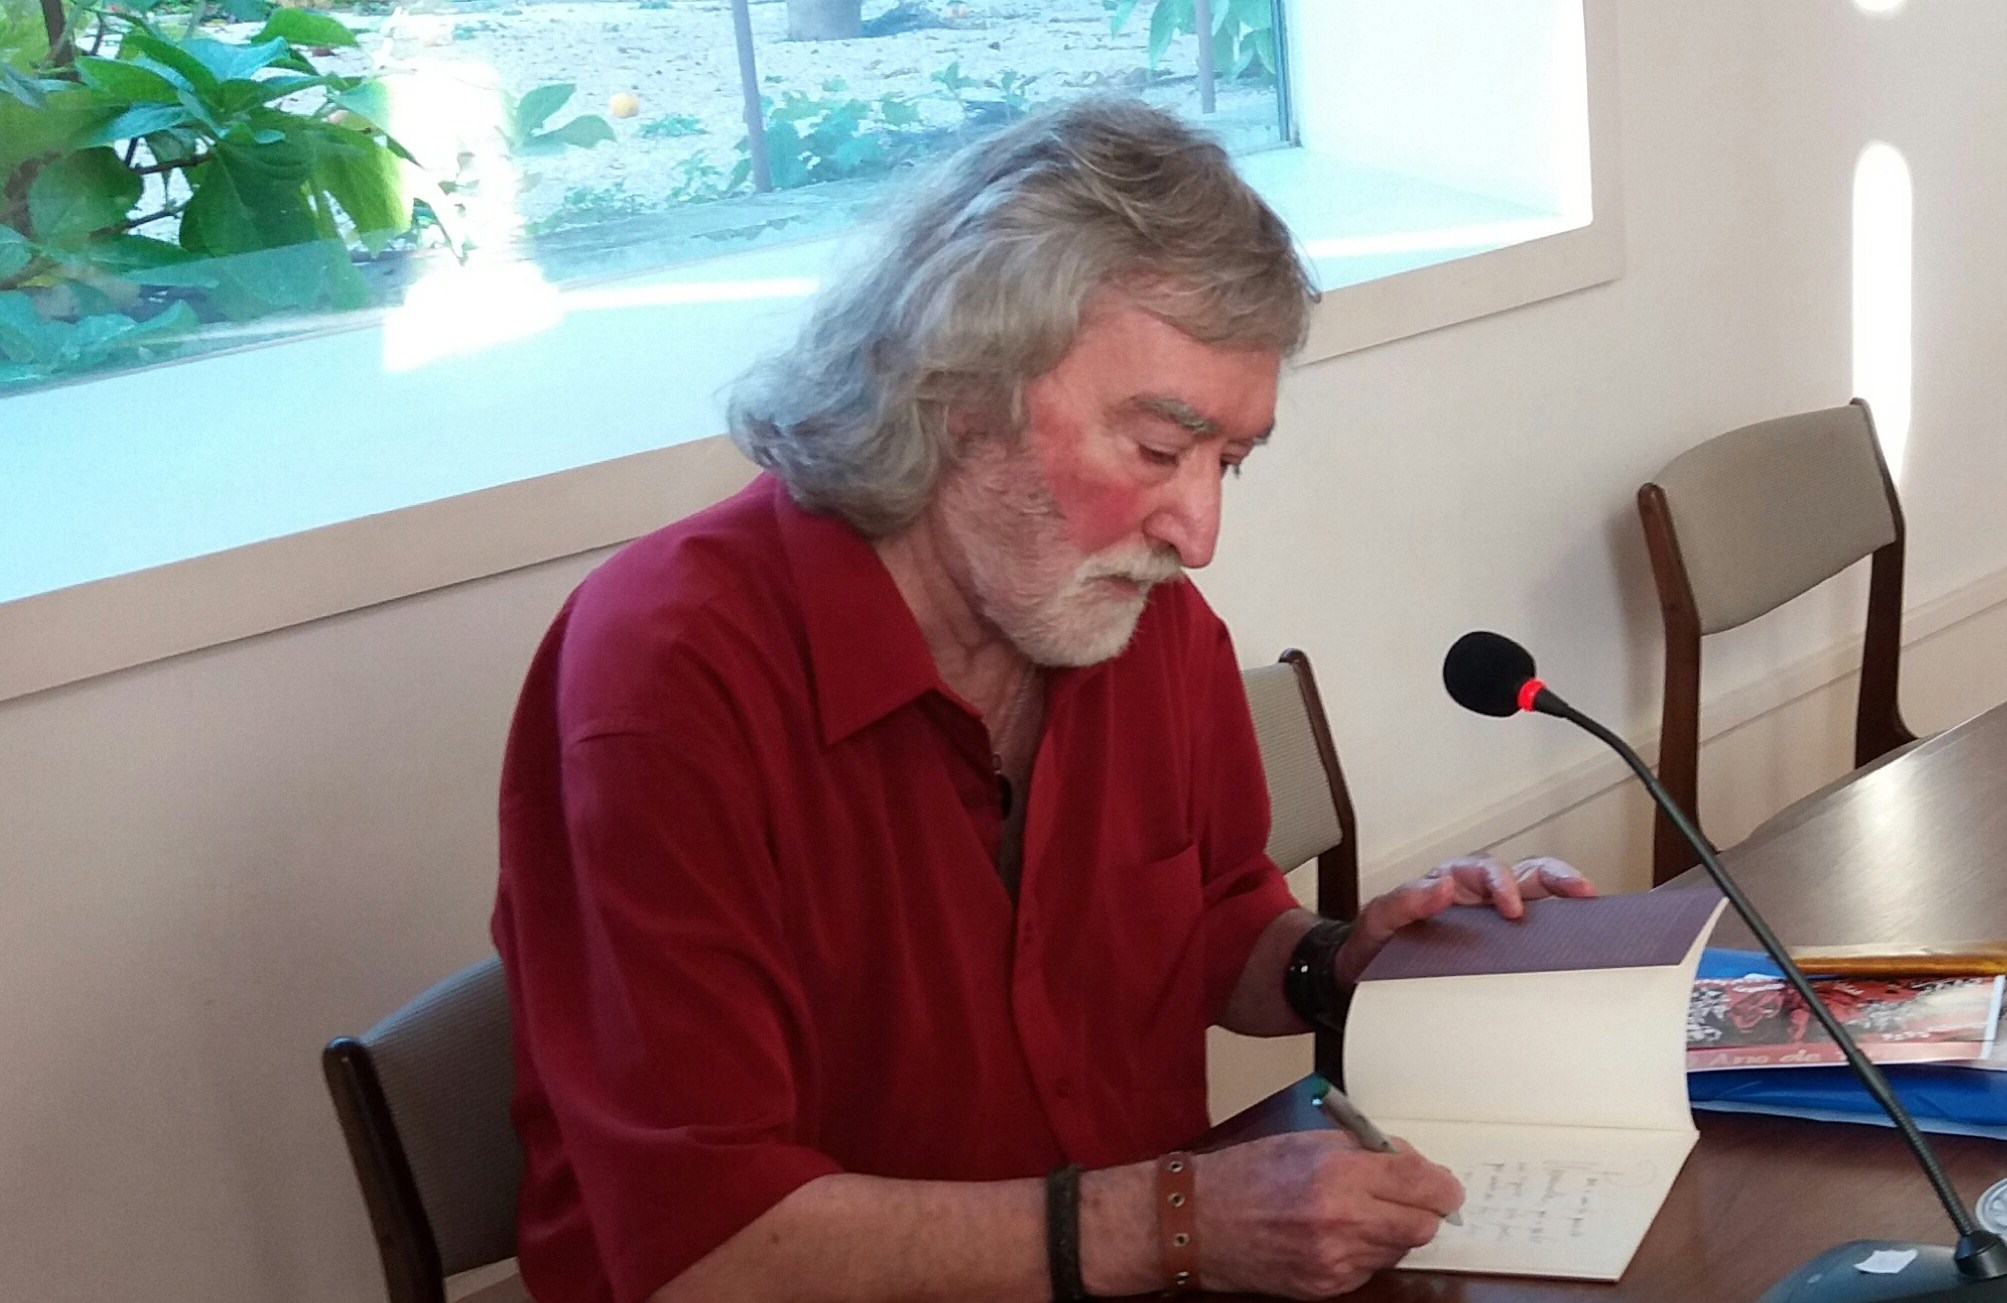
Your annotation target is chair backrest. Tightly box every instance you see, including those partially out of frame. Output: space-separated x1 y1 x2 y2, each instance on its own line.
1242 649 1359 922
1648 403 1898 634
1242 649 1359 1084
324 954 522 1303
1637 398 1913 884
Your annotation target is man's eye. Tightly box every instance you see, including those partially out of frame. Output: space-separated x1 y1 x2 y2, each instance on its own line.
1140 446 1181 467
1220 460 1244 480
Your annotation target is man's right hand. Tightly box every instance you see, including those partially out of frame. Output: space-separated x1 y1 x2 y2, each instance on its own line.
1194 1130 1463 1298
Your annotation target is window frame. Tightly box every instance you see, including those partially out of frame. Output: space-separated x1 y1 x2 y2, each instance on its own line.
0 0 1621 705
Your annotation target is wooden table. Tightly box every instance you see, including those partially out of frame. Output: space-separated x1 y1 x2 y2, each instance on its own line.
1186 702 2007 1302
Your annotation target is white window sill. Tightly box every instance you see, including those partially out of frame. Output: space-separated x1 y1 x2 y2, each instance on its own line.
0 45 1623 705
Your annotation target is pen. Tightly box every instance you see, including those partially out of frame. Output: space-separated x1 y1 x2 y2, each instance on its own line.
1310 1077 1463 1226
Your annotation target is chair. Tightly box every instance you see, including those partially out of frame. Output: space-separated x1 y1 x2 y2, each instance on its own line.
1637 398 1918 886
324 955 523 1303
1242 649 1360 1081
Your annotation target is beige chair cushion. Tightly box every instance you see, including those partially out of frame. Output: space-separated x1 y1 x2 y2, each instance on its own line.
364 955 521 1277
1653 405 1896 635
1243 662 1344 874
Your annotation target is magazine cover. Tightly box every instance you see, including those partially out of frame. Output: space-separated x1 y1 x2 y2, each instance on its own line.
1687 972 2006 1071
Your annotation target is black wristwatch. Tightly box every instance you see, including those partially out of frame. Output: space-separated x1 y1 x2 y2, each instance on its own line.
1283 917 1355 1033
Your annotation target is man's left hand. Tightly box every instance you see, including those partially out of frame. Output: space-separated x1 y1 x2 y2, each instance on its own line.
1334 855 1594 986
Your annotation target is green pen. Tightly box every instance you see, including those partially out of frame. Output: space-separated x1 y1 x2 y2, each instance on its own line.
1308 1076 1462 1226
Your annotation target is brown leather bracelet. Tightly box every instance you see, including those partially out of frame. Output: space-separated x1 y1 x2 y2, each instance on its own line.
1156 1150 1201 1293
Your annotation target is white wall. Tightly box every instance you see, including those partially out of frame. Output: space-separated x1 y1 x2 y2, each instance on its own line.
6 3 2007 1299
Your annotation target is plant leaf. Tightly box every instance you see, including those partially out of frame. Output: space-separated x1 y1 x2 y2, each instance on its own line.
247 73 327 106
179 137 316 255
1 62 50 109
511 82 574 138
74 232 206 276
77 55 181 103
518 113 613 156
0 224 32 280
143 127 201 165
121 298 201 342
216 0 276 21
178 36 292 86
307 123 408 248
116 31 220 98
1243 26 1275 77
27 147 143 244
0 86 117 178
81 100 196 145
1146 0 1183 70
194 238 363 319
1232 0 1272 31
397 160 462 254
331 79 394 132
0 289 58 364
252 9 356 49
1108 0 1139 34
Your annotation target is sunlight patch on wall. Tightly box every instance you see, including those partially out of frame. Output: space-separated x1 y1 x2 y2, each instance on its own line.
1852 140 1912 479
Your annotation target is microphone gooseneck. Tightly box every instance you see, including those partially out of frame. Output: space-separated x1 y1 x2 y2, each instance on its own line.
1443 631 2007 1293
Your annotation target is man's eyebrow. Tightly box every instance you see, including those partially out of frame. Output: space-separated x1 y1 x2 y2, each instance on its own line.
1131 395 1220 438
1129 395 1274 446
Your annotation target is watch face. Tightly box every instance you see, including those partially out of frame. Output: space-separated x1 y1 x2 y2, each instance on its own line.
1979 1178 2007 1235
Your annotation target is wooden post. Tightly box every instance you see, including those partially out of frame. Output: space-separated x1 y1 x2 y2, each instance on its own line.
1192 0 1216 114
729 0 771 192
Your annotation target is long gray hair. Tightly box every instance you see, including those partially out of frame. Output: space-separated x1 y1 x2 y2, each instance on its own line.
728 97 1318 538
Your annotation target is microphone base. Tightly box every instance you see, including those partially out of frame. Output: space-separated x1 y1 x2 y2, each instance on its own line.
1757 1241 2007 1302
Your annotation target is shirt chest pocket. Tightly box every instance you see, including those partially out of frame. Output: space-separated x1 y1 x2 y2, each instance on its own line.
1064 841 1209 1091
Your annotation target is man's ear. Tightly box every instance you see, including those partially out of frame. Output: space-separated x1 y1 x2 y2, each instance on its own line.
942 384 1016 451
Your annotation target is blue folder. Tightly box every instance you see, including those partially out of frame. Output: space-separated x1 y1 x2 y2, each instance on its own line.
1686 949 2007 1140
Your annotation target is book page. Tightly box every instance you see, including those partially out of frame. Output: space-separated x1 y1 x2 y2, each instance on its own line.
1388 1121 1699 1281
1343 897 1725 1133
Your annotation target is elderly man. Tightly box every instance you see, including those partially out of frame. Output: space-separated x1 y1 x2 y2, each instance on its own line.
493 98 1590 1303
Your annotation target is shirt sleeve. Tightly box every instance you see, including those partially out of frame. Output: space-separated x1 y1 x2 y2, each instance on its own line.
496 639 842 1303
1188 607 1304 1024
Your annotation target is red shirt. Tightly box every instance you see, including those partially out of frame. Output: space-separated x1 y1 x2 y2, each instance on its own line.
492 475 1296 1303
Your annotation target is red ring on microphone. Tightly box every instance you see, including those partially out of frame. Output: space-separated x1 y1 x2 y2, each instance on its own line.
1517 679 1545 714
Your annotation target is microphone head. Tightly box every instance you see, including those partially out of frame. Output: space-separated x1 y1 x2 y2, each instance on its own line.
1444 631 1538 717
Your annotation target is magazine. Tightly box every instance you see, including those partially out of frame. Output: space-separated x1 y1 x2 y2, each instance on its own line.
1686 971 2005 1071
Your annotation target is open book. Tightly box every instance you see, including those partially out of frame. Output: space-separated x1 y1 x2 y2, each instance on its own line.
1341 888 1727 1281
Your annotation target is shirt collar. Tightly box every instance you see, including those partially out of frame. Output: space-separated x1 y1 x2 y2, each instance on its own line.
770 474 1130 745
773 477 946 747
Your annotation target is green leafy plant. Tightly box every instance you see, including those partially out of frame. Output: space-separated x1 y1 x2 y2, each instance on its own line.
928 59 1040 120
730 82 928 192
666 150 731 203
638 111 704 139
502 81 615 156
0 0 610 390
1109 0 1276 84
525 179 648 235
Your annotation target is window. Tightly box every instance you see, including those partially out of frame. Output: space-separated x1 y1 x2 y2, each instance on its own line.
0 0 1619 702
1 0 1291 395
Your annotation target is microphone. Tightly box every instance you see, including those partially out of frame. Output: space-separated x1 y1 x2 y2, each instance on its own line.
1443 630 2007 1301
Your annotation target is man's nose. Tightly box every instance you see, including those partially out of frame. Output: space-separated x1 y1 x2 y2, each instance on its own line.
1143 455 1222 569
